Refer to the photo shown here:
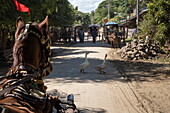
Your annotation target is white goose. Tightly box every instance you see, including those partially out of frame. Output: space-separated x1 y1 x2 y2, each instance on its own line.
95 54 107 74
80 52 89 73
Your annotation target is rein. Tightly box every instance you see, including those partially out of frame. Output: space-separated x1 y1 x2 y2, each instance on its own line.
0 72 40 98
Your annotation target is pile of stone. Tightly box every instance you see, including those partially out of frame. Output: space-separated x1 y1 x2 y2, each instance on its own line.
117 39 163 60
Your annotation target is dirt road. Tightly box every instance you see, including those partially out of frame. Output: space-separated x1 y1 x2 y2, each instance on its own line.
0 37 169 113
45 40 153 113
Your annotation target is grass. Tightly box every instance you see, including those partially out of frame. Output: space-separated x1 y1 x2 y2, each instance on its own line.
125 36 135 43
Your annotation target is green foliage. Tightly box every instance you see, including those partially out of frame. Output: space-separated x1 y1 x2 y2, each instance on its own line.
110 16 122 23
92 0 136 24
139 0 170 45
72 8 91 30
0 0 82 50
0 0 77 29
49 0 75 26
0 0 92 30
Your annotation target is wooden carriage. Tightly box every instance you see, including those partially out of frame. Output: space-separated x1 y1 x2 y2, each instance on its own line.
103 22 121 48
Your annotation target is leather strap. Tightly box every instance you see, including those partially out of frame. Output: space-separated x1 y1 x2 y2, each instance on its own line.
0 72 39 98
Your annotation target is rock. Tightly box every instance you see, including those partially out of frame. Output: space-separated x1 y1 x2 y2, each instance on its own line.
138 39 144 43
126 48 133 52
135 53 141 57
127 55 133 60
131 54 135 59
133 39 138 44
144 40 150 44
150 50 157 56
145 48 149 54
126 43 131 48
118 39 163 60
137 46 144 50
133 57 138 60
127 51 134 55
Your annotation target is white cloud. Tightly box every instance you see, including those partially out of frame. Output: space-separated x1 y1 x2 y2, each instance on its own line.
68 0 103 13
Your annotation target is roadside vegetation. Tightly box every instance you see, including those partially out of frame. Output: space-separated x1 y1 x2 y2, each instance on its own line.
0 0 169 58
92 0 169 47
0 0 90 50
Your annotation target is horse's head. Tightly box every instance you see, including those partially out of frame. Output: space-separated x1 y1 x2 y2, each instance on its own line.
7 16 52 77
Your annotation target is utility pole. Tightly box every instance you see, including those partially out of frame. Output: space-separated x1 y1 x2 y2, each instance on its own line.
108 0 110 21
136 0 139 29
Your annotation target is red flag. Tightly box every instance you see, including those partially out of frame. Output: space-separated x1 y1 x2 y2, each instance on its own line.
13 0 30 15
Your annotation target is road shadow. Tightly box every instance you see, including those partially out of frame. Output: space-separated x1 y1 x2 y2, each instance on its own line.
45 56 125 84
46 40 170 84
111 59 170 82
52 40 112 48
51 48 98 57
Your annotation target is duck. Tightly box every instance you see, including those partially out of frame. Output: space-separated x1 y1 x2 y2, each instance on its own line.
80 52 89 73
95 54 107 74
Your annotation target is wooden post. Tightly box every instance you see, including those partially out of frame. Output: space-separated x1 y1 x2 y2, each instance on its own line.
136 0 139 33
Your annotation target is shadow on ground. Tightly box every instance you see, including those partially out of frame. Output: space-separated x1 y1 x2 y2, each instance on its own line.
52 40 112 48
46 42 170 84
111 59 170 82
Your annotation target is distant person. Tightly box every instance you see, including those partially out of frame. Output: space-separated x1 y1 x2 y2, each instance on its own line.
87 28 91 40
78 29 81 42
67 28 72 43
74 28 77 43
90 27 98 43
79 28 84 43
62 28 67 42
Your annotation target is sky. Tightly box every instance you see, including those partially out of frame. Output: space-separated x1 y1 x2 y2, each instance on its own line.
68 0 104 13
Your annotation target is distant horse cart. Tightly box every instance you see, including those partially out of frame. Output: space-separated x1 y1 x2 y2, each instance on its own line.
0 16 78 113
103 22 126 48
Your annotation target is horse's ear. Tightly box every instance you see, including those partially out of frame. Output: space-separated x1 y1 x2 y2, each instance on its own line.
16 16 24 28
39 16 48 31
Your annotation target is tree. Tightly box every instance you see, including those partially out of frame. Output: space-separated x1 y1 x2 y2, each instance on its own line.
139 0 170 45
0 0 76 27
92 0 136 24
0 0 76 49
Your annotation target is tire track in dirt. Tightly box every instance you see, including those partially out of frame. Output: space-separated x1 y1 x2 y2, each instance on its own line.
112 82 141 113
115 62 150 113
113 56 162 113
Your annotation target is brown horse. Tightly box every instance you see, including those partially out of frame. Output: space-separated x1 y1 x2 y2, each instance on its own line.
108 31 121 48
0 16 57 113
9 16 53 91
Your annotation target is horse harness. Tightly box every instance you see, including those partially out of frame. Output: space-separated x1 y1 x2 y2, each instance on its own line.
0 23 53 111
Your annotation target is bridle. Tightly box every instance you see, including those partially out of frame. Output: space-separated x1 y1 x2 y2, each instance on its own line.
17 23 49 44
7 22 51 78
